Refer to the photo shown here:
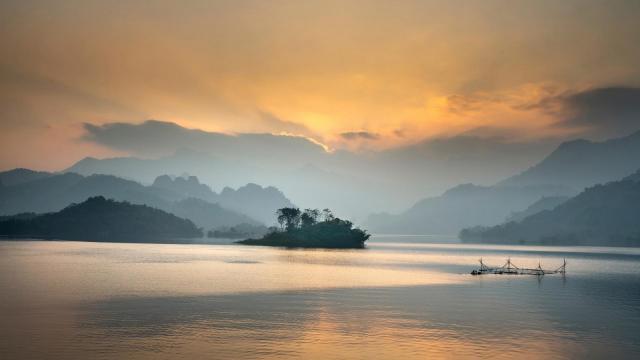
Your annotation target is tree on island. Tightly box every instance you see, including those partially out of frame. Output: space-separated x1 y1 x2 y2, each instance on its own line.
238 207 370 248
276 207 302 231
300 208 320 228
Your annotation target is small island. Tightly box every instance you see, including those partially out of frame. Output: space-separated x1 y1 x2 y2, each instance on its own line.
0 196 203 242
237 208 370 249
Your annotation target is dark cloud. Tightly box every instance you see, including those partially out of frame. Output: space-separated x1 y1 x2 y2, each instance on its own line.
562 87 640 135
82 120 328 162
340 131 380 140
386 134 555 163
533 87 640 138
0 65 142 120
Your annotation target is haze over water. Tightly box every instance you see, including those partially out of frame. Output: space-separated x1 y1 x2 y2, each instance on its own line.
2 237 639 359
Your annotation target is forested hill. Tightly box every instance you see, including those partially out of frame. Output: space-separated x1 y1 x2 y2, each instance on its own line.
459 177 640 246
0 196 203 242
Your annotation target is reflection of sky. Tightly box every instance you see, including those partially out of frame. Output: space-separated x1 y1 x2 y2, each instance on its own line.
1 240 640 359
80 278 640 359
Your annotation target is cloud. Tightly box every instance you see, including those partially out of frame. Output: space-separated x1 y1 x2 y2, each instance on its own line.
81 120 328 162
340 131 380 140
533 87 640 138
259 111 311 136
393 129 406 138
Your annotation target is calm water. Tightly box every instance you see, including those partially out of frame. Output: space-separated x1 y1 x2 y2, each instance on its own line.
1 237 639 359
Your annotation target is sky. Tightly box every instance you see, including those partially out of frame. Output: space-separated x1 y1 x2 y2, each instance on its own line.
2 0 640 171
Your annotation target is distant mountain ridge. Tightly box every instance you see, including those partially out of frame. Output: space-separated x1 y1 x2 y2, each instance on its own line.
65 149 262 190
0 170 292 230
623 169 640 182
217 183 294 224
0 168 52 186
366 183 572 235
62 130 556 220
152 175 216 202
500 130 640 189
366 130 640 235
0 196 202 242
148 175 294 224
505 196 569 223
460 175 640 246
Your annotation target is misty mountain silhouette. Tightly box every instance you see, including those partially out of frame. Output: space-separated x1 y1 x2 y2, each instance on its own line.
623 168 640 182
366 183 572 235
500 130 640 189
367 130 640 234
0 172 289 230
152 174 216 202
460 174 640 246
63 127 555 219
505 196 569 223
217 183 294 224
0 168 52 186
149 175 294 224
0 196 202 242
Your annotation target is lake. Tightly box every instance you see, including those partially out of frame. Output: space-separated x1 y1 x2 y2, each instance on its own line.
1 236 639 359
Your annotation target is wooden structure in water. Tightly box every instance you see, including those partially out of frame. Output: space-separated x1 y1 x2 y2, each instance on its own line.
471 258 566 276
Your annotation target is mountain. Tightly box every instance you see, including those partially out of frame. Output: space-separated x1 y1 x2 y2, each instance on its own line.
623 169 640 182
169 198 259 229
500 130 640 189
0 172 263 230
65 149 260 190
366 183 572 235
63 125 556 220
152 174 217 202
366 131 640 235
505 196 569 223
0 168 52 186
217 183 294 224
0 172 166 214
0 196 202 242
459 176 640 246
148 175 293 224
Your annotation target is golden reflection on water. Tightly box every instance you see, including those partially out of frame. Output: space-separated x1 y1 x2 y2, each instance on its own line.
0 241 462 304
1 240 639 359
64 297 580 360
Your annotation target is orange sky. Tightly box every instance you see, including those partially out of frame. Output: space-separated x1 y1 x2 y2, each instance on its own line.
1 0 640 170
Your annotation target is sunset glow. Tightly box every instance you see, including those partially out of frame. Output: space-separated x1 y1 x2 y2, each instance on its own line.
2 0 640 169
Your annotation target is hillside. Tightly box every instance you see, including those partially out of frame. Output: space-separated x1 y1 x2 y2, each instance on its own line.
459 177 640 246
169 198 260 229
366 183 572 235
0 168 52 186
150 176 294 224
500 130 640 189
0 196 202 242
623 169 640 182
152 174 217 202
366 131 640 235
217 183 294 224
0 172 263 230
505 196 569 223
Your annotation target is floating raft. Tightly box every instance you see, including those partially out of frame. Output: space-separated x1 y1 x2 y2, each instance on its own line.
471 258 566 276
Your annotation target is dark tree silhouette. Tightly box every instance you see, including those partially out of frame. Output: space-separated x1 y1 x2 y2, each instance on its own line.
322 208 334 222
276 207 301 231
301 208 320 227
